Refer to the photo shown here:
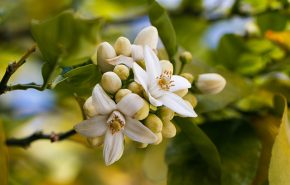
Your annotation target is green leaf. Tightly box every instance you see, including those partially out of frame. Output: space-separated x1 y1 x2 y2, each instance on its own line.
257 12 287 33
148 0 177 58
236 53 267 75
31 10 102 86
269 95 290 185
166 118 222 185
54 64 101 97
166 119 261 185
0 119 8 185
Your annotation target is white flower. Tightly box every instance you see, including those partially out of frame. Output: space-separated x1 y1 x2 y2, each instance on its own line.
133 46 197 117
107 26 159 68
75 84 157 165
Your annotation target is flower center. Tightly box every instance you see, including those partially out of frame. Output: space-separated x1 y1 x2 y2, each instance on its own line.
157 70 174 90
107 111 125 134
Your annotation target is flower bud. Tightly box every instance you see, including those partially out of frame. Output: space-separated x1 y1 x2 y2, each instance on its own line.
180 51 193 64
87 136 104 147
96 42 116 72
83 96 98 118
153 132 162 145
196 73 226 94
101 72 122 94
144 114 163 133
183 93 198 108
134 26 158 49
128 82 143 96
131 45 144 61
113 65 130 80
174 89 188 97
181 73 194 84
115 89 131 103
114 36 131 56
134 99 149 120
160 60 173 73
162 120 176 138
159 107 174 121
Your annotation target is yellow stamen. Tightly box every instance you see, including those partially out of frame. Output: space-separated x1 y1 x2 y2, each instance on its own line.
157 70 175 90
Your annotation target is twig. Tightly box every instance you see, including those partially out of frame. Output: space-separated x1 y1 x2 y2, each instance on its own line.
0 45 37 95
5 129 76 148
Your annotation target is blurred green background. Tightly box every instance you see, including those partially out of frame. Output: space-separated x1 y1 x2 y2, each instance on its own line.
1 0 290 185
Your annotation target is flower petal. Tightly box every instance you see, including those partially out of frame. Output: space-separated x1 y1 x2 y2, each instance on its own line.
148 92 163 107
170 75 192 92
144 45 162 79
92 84 117 115
117 93 144 117
134 26 158 49
103 130 124 165
159 92 197 117
74 116 107 137
133 63 149 91
124 116 158 143
106 55 135 68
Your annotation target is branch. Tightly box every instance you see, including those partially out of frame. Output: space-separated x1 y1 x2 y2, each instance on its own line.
0 45 39 95
5 129 76 148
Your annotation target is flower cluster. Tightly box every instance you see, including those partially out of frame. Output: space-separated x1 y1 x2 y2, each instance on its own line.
74 26 226 165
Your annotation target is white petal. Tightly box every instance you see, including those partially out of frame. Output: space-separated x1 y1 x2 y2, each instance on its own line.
148 91 163 107
124 116 158 144
144 45 162 79
92 84 117 115
74 116 107 137
117 93 144 117
103 130 124 165
106 55 135 68
170 75 192 92
131 45 144 61
133 63 149 91
134 26 158 49
159 92 197 117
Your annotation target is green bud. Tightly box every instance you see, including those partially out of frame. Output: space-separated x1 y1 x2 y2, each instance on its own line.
101 72 122 94
162 120 176 138
113 65 130 80
134 99 149 120
196 73 226 94
87 136 104 147
159 107 174 121
128 82 143 96
174 89 188 97
144 114 163 133
114 36 131 56
180 51 192 64
153 132 163 145
181 73 194 84
115 89 132 103
160 60 173 73
83 96 98 118
183 93 198 108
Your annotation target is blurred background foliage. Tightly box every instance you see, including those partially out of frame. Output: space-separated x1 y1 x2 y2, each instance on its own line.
0 0 290 185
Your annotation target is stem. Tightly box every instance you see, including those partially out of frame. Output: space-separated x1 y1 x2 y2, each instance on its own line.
74 93 86 120
7 83 43 91
6 129 76 148
0 45 37 95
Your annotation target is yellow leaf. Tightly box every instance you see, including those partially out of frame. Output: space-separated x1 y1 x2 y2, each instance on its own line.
0 119 8 185
269 96 290 185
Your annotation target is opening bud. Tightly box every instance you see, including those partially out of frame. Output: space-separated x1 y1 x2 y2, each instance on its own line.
114 36 131 56
180 51 193 64
113 65 130 80
134 26 158 50
162 120 176 138
101 72 122 94
144 114 163 133
196 73 226 94
115 89 132 103
96 42 116 72
131 45 144 61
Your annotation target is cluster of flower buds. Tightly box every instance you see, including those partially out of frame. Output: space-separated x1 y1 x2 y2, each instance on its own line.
74 26 226 165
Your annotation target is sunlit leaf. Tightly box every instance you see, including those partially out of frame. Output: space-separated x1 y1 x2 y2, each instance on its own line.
257 12 287 33
148 0 177 58
269 95 290 185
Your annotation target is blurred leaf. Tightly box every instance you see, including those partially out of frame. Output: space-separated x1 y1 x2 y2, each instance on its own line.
246 39 273 54
0 119 8 185
31 10 101 86
269 95 290 185
166 118 221 185
236 53 267 75
257 12 287 34
166 119 261 185
148 0 177 58
240 0 268 13
54 64 101 97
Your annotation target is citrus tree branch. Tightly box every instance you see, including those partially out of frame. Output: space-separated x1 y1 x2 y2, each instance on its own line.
5 129 76 148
